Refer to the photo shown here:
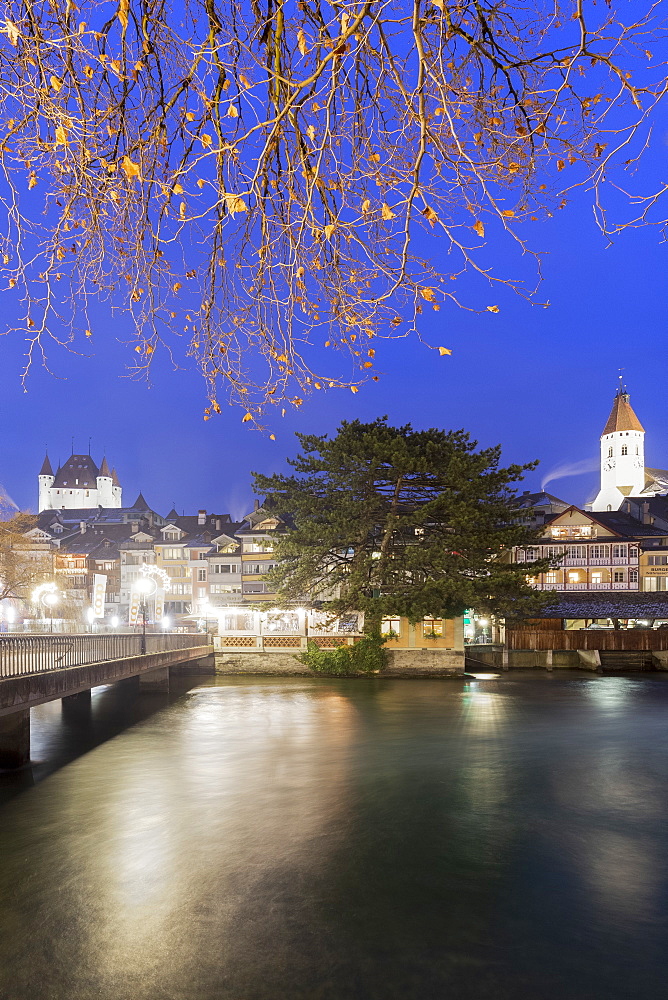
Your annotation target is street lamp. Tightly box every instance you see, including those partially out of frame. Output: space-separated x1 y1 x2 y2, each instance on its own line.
86 607 95 633
111 615 119 630
42 591 59 633
134 576 156 653
33 583 60 633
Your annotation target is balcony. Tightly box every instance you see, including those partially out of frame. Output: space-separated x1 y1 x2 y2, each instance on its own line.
563 558 587 567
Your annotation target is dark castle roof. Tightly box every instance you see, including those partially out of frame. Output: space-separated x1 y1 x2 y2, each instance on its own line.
39 453 54 476
52 454 100 488
98 456 111 478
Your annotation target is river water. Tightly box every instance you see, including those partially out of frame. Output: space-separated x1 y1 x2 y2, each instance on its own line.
1 672 667 1000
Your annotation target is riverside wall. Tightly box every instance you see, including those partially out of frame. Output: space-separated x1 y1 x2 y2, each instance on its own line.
214 649 466 677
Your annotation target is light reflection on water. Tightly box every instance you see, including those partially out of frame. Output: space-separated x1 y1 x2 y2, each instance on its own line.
1 673 668 1000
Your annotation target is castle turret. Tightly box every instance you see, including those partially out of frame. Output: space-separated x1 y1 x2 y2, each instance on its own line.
111 467 122 507
38 453 55 512
591 387 646 511
96 455 114 507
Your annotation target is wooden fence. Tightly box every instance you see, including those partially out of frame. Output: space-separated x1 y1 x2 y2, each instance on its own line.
507 629 668 651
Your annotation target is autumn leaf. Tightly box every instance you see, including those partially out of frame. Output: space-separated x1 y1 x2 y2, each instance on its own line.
179 201 187 219
306 124 315 141
361 199 371 214
381 203 396 220
121 155 140 180
269 434 276 441
323 223 337 239
28 172 37 190
172 282 182 293
225 194 247 214
351 386 359 393
242 413 253 423
473 219 485 237
297 28 307 55
54 125 68 145
4 20 19 46
85 329 92 337
50 75 62 93
420 287 436 302
370 152 381 162
200 134 212 148
556 159 565 171
226 104 239 118
197 178 206 189
501 209 515 217
173 182 184 194
422 205 438 226
486 305 500 313
438 346 452 356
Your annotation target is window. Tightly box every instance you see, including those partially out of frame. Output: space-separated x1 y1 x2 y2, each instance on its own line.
568 572 580 583
243 541 273 553
621 445 628 456
648 555 668 566
199 552 208 560
381 618 401 635
197 586 207 598
210 584 242 594
546 572 558 584
591 572 602 584
591 544 610 559
630 546 638 559
243 582 269 594
197 568 207 582
164 530 179 541
608 446 613 457
161 547 183 560
614 571 625 582
422 618 443 635
568 545 586 559
630 569 638 584
612 544 627 559
524 548 538 562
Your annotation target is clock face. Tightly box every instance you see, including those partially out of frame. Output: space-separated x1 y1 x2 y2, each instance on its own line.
634 458 643 469
604 458 616 471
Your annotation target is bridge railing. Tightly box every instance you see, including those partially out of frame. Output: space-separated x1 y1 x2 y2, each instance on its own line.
0 633 210 678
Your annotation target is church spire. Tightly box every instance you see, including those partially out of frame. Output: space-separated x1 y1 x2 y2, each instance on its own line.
601 386 644 436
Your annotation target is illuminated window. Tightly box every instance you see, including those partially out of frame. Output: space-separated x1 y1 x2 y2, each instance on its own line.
546 572 557 584
630 569 638 583
592 572 602 584
568 572 580 583
614 571 625 582
381 618 401 635
621 445 628 456
422 618 443 635
608 446 613 457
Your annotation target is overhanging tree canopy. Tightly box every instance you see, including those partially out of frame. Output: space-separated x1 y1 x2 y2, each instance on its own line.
0 1 665 415
252 417 552 621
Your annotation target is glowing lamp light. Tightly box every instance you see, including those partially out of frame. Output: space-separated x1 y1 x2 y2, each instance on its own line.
135 577 154 595
6 607 15 625
161 616 171 631
43 591 59 608
86 607 95 624
111 616 119 629
478 618 489 627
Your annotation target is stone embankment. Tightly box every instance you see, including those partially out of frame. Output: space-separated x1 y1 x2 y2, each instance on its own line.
212 649 465 677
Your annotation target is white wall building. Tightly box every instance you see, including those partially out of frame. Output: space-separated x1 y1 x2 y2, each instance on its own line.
38 453 122 512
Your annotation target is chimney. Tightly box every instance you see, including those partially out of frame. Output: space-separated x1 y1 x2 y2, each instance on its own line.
80 521 86 533
642 502 652 525
131 520 139 533
198 509 206 525
254 499 259 511
215 518 221 531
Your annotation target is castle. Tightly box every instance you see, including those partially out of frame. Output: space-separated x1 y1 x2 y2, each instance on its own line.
591 386 668 511
38 452 122 512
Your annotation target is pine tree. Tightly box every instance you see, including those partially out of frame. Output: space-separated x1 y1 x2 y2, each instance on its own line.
252 417 551 625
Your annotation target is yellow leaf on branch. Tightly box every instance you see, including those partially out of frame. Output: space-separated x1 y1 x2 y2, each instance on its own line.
54 125 68 145
501 209 515 217
297 28 308 55
4 20 19 46
351 386 359 393
173 183 184 194
121 155 140 180
422 205 438 226
50 76 62 93
225 194 247 214
473 219 485 237
487 305 500 313
381 203 396 220
226 104 238 118
118 0 129 30
242 412 253 422
420 287 436 302
179 201 187 219
438 346 452 355
323 223 337 239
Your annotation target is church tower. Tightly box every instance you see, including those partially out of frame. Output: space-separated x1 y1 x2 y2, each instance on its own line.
38 453 55 511
591 386 645 511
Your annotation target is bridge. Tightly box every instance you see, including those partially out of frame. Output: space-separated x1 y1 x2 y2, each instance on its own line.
0 633 213 768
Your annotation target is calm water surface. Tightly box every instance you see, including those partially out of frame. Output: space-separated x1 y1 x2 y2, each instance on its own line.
1 672 667 1000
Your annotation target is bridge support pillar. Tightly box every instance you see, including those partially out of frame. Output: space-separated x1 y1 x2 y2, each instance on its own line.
0 710 30 769
139 666 170 693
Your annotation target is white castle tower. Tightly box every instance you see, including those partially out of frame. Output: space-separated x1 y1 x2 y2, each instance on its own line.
591 387 646 511
38 451 123 511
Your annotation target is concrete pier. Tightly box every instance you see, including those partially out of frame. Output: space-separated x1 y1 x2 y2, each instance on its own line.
0 710 30 769
138 666 170 693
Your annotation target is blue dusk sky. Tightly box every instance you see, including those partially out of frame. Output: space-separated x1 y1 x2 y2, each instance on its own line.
0 135 666 520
